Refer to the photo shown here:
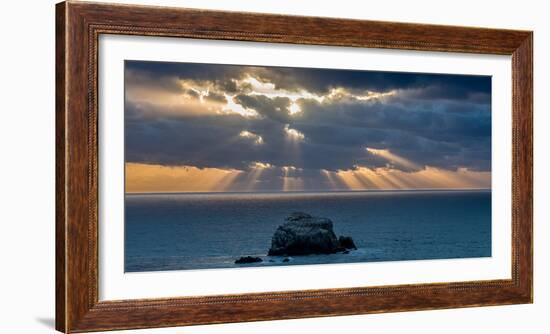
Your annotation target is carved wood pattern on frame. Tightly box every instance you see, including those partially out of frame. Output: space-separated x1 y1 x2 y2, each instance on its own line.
56 1 532 332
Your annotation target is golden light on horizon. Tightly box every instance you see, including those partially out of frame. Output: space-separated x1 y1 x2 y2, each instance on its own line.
321 169 342 189
354 167 394 189
332 165 490 191
125 162 490 193
282 176 304 191
125 163 242 193
335 169 369 190
412 166 491 189
335 167 392 190
282 165 304 191
240 161 274 191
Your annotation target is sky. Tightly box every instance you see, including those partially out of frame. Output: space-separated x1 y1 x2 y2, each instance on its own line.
124 60 491 193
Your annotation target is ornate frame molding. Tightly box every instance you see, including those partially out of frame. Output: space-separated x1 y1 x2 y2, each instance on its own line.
56 1 532 332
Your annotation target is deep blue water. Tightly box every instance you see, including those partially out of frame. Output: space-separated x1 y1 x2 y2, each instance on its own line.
125 190 491 272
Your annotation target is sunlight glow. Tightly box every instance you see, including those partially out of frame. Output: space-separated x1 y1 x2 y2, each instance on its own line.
241 76 277 94
125 85 224 117
282 165 304 191
282 176 304 191
366 147 420 170
321 169 341 189
126 162 490 193
222 94 259 117
235 76 326 115
127 71 398 120
239 130 264 145
324 87 397 102
125 163 242 193
236 76 397 109
222 80 396 118
289 101 301 115
250 161 273 169
332 165 491 191
284 124 305 141
354 90 397 101
242 161 274 191
281 165 301 172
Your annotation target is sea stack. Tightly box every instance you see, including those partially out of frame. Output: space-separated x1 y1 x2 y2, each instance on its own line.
235 256 263 264
268 212 356 256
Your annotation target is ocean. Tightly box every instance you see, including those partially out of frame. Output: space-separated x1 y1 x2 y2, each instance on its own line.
124 190 491 272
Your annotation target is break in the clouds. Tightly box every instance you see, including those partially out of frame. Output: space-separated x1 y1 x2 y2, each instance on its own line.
124 60 491 193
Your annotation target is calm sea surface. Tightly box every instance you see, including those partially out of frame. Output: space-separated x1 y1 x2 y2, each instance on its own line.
125 190 491 272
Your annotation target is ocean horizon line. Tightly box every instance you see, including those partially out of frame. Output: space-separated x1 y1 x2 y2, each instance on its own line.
125 188 491 196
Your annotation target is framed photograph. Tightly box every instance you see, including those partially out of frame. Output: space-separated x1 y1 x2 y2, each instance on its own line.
56 1 532 332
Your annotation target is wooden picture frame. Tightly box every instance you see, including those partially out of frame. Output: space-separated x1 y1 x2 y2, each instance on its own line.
56 1 533 332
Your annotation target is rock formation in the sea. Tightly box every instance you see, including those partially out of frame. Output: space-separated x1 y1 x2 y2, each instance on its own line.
235 256 263 264
268 212 357 256
338 236 357 250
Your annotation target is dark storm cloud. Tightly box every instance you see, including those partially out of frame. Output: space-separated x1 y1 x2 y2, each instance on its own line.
126 60 490 98
126 60 247 82
234 94 292 123
124 61 491 173
297 96 491 171
125 60 247 95
252 66 491 99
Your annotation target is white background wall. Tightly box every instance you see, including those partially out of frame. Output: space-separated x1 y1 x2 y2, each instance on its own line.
0 0 547 333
